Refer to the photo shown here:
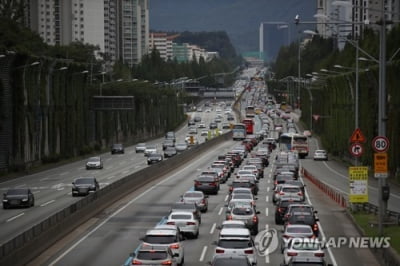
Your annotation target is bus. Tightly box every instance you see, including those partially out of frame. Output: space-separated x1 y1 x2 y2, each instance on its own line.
279 132 295 150
291 134 309 159
245 106 255 118
232 123 247 140
242 118 254 134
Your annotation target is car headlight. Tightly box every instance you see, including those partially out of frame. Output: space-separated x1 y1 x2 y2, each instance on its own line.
3 199 8 202
21 198 28 202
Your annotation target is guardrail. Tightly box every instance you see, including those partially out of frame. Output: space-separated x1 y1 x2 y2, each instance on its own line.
0 132 232 266
302 167 400 224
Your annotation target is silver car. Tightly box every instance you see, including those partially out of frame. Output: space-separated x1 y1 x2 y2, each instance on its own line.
135 142 146 153
128 244 178 265
140 228 184 265
166 211 199 238
226 205 260 235
213 228 257 265
181 191 208 212
144 145 157 156
281 224 315 252
85 156 103 170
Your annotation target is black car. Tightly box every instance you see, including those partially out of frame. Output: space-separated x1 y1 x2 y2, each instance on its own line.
194 175 219 195
164 147 177 158
285 210 320 237
209 122 218 129
111 143 124 154
147 153 163 165
275 198 304 225
3 188 35 209
72 177 100 196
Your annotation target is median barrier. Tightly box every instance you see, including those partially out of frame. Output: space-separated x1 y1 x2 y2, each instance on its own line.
0 132 232 266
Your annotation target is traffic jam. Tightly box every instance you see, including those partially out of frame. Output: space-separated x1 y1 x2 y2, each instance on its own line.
123 79 329 266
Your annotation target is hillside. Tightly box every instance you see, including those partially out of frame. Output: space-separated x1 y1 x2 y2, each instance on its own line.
149 0 316 61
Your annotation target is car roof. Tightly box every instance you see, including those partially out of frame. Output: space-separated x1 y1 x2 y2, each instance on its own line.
219 228 251 237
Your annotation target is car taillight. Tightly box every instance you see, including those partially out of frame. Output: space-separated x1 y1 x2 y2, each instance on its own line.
315 252 324 257
278 207 283 213
161 260 173 265
313 224 319 231
170 243 180 249
227 215 233 220
287 252 298 256
210 182 217 186
282 234 291 239
187 222 196 225
229 186 233 191
167 222 175 225
216 249 225 253
244 249 253 254
252 216 258 223
279 192 285 195
298 192 303 196
132 259 142 265
195 181 201 186
201 199 206 204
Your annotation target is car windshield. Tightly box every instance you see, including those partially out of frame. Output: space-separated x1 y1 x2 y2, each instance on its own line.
143 235 177 244
88 157 99 162
223 224 245 229
112 144 122 148
283 187 301 193
232 208 254 215
232 194 252 200
171 214 192 220
217 239 253 249
292 242 320 250
184 192 202 198
287 227 312 234
197 176 215 182
232 182 251 188
75 178 94 185
7 189 28 195
137 143 146 147
136 251 168 260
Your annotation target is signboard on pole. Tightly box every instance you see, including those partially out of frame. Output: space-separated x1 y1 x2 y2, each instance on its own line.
374 153 388 178
349 166 368 203
350 128 366 143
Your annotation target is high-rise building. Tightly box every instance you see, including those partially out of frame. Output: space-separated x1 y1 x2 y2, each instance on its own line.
315 0 399 49
26 0 149 66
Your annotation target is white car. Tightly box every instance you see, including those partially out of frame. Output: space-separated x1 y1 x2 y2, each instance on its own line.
283 238 324 265
217 220 247 231
213 228 257 265
176 142 188 152
144 145 157 156
313 150 328 161
85 156 103 170
140 228 184 265
166 211 199 238
135 142 146 153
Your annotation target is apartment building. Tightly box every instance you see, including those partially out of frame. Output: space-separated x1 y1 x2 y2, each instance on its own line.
26 0 149 66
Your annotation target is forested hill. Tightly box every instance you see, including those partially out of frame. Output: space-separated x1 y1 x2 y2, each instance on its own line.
174 31 237 59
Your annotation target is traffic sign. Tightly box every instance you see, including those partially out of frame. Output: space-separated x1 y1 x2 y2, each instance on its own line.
372 136 390 153
350 128 366 143
349 143 363 157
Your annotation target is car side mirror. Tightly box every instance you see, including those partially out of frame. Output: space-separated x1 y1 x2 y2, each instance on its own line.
315 218 319 222
256 211 260 214
130 252 136 257
314 210 318 213
224 203 228 207
212 241 218 245
254 197 258 200
72 182 75 185
216 226 222 230
204 195 209 198
139 237 144 241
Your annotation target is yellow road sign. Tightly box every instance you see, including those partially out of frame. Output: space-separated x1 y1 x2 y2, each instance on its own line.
348 166 368 203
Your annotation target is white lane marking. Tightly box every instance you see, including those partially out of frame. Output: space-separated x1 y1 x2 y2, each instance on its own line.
134 165 141 169
122 170 129 175
218 207 224 216
210 223 216 234
199 246 208 262
302 176 338 266
266 196 269 203
59 172 68 176
265 223 270 263
265 207 269 217
15 184 27 188
41 200 55 207
7 213 25 222
267 187 270 192
267 179 271 184
48 142 231 265
57 188 64 191
107 175 116 180
224 195 229 202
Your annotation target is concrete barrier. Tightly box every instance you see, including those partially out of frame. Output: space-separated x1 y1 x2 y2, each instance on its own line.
0 132 232 266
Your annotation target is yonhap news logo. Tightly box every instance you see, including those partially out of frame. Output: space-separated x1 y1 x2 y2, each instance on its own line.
254 229 279 256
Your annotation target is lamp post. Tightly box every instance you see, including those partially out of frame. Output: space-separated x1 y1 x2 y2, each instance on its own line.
259 21 290 61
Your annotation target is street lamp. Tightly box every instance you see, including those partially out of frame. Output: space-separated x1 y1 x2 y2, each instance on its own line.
259 21 290 61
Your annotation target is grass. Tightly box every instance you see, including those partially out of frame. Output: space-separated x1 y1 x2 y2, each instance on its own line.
351 211 400 254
